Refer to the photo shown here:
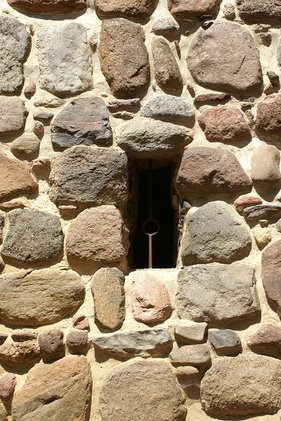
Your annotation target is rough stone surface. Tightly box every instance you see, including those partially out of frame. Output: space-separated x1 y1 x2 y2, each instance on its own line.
0 373 16 400
0 333 8 345
262 240 281 318
200 355 281 416
174 323 207 344
99 19 150 98
91 267 125 331
0 342 40 366
51 98 112 149
234 195 263 211
1 209 63 263
247 324 281 358
93 329 172 358
38 329 64 362
37 23 92 96
95 0 157 18
0 269 85 327
208 329 241 355
198 106 251 143
0 97 26 135
152 37 182 92
72 315 90 331
175 366 199 386
100 359 187 421
181 202 252 264
176 147 252 197
49 146 128 207
168 0 222 18
11 331 37 342
116 117 192 158
177 264 260 324
152 16 179 36
10 134 40 159
194 93 231 105
243 204 281 221
254 227 272 250
12 356 92 421
255 94 281 140
169 344 211 367
8 0 86 13
251 145 281 185
0 17 30 95
0 213 4 245
132 272 172 324
187 22 263 95
141 95 194 122
66 331 88 354
237 0 281 22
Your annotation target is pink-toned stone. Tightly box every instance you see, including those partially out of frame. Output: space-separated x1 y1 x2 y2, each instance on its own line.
132 273 172 324
168 0 221 18
24 82 36 97
0 374 16 400
72 314 90 331
255 94 281 139
234 195 262 211
66 330 88 354
8 0 86 14
247 323 281 357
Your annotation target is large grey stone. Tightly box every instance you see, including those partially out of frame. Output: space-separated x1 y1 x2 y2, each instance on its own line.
200 355 281 416
177 264 260 324
0 269 85 327
181 201 252 264
116 117 192 158
51 97 112 149
0 16 30 94
49 146 127 207
93 329 173 358
141 95 194 123
37 23 92 96
0 97 26 135
187 22 263 95
1 209 63 263
237 0 281 22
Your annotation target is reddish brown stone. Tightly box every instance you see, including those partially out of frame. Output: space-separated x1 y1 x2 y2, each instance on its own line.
72 314 90 331
234 196 262 211
24 82 36 98
0 374 16 400
194 93 231 105
11 331 37 342
262 240 281 318
0 343 40 366
95 0 157 18
8 0 86 13
255 94 281 139
237 0 281 22
66 331 88 354
168 0 221 18
247 324 281 358
38 329 64 362
198 106 251 143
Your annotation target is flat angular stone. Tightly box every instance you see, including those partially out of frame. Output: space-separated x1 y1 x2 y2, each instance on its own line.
37 23 92 96
168 0 221 18
194 93 231 105
262 240 281 318
0 17 30 95
8 0 86 13
243 204 281 221
12 356 92 421
132 272 172 324
174 323 207 344
198 106 251 143
100 360 186 421
247 324 281 358
169 344 211 366
0 373 16 400
200 355 281 416
91 267 125 331
175 366 199 386
95 0 157 18
66 207 129 266
51 97 112 149
0 342 40 366
38 329 64 362
0 269 85 327
93 329 172 358
116 117 192 158
187 22 263 95
255 94 281 140
251 144 281 186
66 331 88 354
10 134 40 159
181 202 252 264
49 146 127 207
152 37 182 92
11 331 37 341
152 16 179 36
99 19 150 98
141 95 194 122
1 209 63 262
237 0 281 22
208 329 241 355
176 147 252 198
0 97 26 135
177 264 260 324
234 195 262 211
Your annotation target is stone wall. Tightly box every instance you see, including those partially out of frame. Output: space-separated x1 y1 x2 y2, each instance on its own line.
0 0 280 419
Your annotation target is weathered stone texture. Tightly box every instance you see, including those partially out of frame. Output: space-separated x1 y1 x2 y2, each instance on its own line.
0 269 85 327
169 344 211 367
1 209 63 263
168 0 221 18
255 94 281 139
99 19 150 98
51 98 112 149
12 356 92 421
247 324 281 357
174 323 207 344
152 38 182 92
187 22 263 94
152 16 179 36
177 265 260 323
181 202 252 264
95 0 157 18
251 144 281 186
38 329 64 362
262 240 281 318
0 97 26 135
8 0 86 13
37 23 92 96
66 207 129 266
176 147 252 197
49 146 127 207
198 106 251 143
0 373 16 400
10 134 40 159
234 195 262 211
237 0 281 22
243 204 281 221
200 355 281 416
91 267 125 331
66 331 88 354
141 95 194 122
100 360 187 421
0 342 40 366
208 329 241 355
0 17 30 94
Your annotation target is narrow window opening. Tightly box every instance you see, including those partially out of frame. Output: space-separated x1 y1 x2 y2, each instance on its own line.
128 159 177 269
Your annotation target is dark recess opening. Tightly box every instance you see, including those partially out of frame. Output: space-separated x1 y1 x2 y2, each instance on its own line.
129 160 176 269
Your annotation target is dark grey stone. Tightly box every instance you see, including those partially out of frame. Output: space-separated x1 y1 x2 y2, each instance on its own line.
243 205 281 221
208 329 241 355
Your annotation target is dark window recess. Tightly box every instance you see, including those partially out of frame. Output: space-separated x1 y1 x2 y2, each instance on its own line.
129 160 176 269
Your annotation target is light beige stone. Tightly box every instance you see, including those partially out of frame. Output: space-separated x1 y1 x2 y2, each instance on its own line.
251 144 281 186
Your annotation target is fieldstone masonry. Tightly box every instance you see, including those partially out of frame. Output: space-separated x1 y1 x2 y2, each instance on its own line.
0 0 280 419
